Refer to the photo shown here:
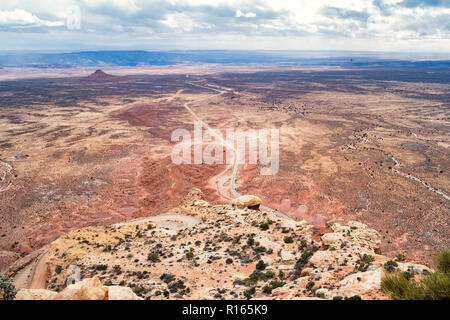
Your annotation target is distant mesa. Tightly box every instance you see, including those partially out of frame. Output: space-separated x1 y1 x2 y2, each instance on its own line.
81 69 127 82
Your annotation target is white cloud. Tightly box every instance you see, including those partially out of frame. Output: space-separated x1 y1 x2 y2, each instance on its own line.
236 9 257 18
162 12 213 31
0 9 64 27
0 0 448 51
82 0 140 15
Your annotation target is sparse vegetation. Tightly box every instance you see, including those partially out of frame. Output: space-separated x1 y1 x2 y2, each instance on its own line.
113 265 122 274
262 280 285 294
247 234 255 246
395 253 405 262
0 272 17 300
384 260 398 273
186 249 195 260
244 287 256 300
355 254 375 272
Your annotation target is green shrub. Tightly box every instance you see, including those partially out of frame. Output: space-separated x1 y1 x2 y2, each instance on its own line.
259 223 269 231
355 254 374 272
256 260 267 270
384 260 398 273
55 265 63 274
0 272 18 300
380 272 424 300
293 248 316 278
345 295 362 300
381 250 450 300
262 280 285 294
434 250 450 275
186 251 194 260
147 252 159 262
283 236 293 244
244 287 256 300
395 254 405 262
420 271 450 300
244 270 275 285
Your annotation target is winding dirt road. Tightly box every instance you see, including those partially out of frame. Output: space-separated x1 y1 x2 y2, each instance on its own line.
184 82 293 220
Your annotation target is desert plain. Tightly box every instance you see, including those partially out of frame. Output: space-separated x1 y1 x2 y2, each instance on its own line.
0 64 448 275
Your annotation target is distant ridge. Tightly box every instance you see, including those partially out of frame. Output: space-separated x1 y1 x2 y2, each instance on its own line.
0 50 449 68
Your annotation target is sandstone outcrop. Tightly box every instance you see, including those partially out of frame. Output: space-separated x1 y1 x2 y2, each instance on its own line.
15 277 142 300
23 192 430 300
108 286 143 300
16 289 58 300
231 195 262 209
54 277 108 300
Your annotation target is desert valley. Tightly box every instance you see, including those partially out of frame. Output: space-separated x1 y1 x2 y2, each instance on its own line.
0 61 448 300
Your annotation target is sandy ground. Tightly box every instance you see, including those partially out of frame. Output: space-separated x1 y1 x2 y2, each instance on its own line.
13 245 49 289
114 213 201 230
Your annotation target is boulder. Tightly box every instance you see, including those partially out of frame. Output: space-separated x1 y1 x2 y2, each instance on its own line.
54 277 108 300
279 250 296 262
398 262 432 274
108 286 143 300
231 195 262 209
193 200 210 208
279 219 308 230
15 289 58 300
309 250 337 269
315 288 330 299
321 232 345 247
255 236 282 253
300 267 314 277
334 267 383 297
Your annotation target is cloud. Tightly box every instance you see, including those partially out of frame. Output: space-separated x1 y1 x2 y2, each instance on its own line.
321 6 370 22
398 0 449 8
82 0 141 15
0 0 448 51
0 9 64 28
236 9 257 18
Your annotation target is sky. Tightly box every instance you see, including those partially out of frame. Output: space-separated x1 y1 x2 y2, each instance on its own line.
0 0 449 53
